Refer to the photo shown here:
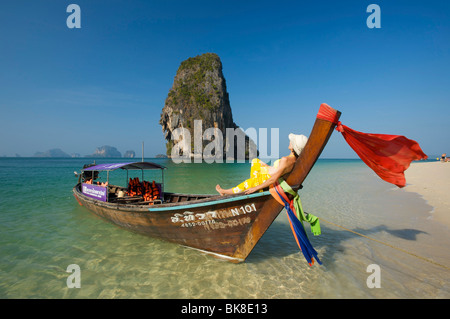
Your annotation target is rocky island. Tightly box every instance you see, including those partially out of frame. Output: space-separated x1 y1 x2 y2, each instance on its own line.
89 145 122 158
160 53 257 161
33 146 135 158
34 148 70 157
123 150 136 158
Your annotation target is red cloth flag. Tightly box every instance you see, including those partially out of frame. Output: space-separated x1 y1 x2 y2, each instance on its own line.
316 103 428 188
335 122 427 187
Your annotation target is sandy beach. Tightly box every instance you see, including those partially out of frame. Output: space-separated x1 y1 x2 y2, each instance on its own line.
404 161 450 228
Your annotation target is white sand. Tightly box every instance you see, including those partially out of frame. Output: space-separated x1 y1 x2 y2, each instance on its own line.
404 161 450 228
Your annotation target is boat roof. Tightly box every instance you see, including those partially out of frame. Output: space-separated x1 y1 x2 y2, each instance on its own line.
82 161 166 171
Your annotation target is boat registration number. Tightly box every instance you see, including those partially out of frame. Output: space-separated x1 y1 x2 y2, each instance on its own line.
170 203 257 228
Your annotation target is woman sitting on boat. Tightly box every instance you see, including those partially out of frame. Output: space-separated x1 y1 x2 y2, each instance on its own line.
216 133 308 196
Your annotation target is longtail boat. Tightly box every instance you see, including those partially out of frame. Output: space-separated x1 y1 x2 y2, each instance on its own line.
73 104 341 262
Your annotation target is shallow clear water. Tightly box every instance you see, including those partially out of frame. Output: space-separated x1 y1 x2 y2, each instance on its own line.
0 158 448 298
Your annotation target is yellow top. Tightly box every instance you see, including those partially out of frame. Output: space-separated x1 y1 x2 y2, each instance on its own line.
274 154 295 167
273 158 281 168
269 154 295 175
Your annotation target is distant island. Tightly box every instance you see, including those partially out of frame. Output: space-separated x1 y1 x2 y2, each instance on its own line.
123 150 136 158
32 145 140 158
89 145 122 158
34 148 70 158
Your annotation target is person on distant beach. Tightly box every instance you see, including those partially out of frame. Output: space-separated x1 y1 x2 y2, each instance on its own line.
442 153 448 162
216 134 308 196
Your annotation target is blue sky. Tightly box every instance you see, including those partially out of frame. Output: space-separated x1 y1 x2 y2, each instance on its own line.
0 0 449 158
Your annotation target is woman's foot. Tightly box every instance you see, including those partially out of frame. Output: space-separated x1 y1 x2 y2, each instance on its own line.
216 184 233 196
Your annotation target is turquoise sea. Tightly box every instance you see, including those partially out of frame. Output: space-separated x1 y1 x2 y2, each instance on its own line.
0 157 449 299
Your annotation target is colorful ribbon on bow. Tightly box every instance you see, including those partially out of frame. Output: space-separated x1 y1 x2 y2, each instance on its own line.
271 180 322 266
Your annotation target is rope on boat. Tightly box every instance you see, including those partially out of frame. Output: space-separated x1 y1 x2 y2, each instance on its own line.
319 217 450 271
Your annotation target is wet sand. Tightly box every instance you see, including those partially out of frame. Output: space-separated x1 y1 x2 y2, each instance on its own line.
404 161 450 228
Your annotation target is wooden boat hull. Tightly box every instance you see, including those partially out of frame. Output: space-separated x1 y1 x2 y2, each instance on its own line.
73 187 272 262
73 104 341 262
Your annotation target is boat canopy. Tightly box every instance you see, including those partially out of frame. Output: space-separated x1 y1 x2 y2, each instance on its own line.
82 162 166 172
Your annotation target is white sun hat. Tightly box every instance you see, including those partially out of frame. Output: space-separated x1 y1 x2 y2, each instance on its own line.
289 133 308 155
